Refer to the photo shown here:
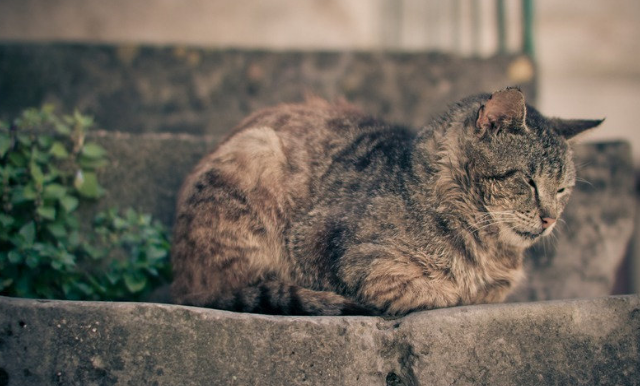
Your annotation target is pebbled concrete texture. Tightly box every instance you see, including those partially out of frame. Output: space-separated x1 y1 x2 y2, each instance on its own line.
0 295 638 386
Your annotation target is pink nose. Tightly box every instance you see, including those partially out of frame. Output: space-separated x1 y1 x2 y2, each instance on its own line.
541 217 556 229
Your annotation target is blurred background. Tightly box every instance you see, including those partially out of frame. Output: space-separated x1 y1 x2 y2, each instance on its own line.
1 0 638 157
0 0 638 296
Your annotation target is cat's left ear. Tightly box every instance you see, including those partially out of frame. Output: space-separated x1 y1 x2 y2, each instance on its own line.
550 118 604 140
476 88 527 136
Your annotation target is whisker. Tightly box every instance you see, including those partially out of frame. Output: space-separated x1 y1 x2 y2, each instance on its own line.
471 217 519 228
573 160 592 171
556 218 571 233
575 177 593 187
475 220 517 231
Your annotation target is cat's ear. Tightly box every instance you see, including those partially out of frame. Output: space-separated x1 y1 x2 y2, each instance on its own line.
476 88 526 136
550 118 604 140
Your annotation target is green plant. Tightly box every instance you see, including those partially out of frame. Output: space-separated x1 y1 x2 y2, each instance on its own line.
0 106 171 301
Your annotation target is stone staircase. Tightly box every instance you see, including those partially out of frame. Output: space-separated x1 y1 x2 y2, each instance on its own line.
0 44 637 385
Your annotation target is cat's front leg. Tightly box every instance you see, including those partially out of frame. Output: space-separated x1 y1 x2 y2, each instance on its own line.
340 244 461 316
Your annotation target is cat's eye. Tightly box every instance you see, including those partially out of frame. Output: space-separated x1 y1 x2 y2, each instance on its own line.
485 169 519 181
557 187 566 194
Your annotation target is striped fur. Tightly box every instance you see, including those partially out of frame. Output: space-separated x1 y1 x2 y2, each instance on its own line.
171 90 600 315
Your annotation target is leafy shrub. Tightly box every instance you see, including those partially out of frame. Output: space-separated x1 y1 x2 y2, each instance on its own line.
0 106 171 301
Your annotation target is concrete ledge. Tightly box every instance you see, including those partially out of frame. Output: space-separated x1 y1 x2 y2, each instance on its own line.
0 44 536 135
0 295 638 385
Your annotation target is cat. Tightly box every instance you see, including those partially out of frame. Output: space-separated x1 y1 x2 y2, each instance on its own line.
170 88 601 316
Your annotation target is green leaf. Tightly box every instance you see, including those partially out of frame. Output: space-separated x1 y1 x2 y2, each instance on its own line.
146 267 159 276
46 222 67 239
67 230 80 248
25 253 40 269
146 246 168 261
49 141 69 159
32 147 51 164
75 171 104 199
36 206 56 221
81 143 107 159
17 134 32 147
125 208 137 223
113 217 128 231
106 271 120 285
124 273 148 294
37 135 53 149
54 122 71 135
0 214 14 227
8 250 22 263
0 134 10 157
11 184 37 204
18 221 36 246
41 104 56 116
79 156 109 170
55 250 76 268
59 195 79 213
0 278 13 291
30 162 44 187
73 170 84 190
74 282 94 296
8 152 27 167
43 183 67 200
82 244 105 260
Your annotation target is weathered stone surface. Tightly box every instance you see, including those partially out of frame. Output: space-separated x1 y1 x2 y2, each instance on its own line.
78 131 220 228
0 44 536 135
0 295 638 386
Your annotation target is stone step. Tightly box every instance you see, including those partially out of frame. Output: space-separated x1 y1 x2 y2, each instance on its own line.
0 43 536 135
0 295 638 385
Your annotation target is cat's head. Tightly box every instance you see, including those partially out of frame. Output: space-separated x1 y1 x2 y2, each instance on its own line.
465 88 602 247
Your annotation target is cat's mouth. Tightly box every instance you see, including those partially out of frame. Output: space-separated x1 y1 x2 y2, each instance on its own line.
512 228 543 240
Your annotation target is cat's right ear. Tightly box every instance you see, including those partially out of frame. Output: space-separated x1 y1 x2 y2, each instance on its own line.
476 88 527 137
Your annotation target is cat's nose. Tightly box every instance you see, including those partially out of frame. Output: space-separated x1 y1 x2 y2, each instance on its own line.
541 217 556 229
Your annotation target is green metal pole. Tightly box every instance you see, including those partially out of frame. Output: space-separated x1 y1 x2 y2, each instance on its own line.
522 0 535 58
497 0 507 54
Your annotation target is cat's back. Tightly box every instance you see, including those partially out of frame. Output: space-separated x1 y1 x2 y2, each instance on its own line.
177 100 376 209
229 98 374 163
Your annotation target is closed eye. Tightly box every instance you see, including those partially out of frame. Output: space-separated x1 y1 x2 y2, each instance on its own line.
557 187 566 194
484 169 519 181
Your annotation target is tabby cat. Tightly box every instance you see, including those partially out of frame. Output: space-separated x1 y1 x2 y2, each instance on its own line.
171 88 601 316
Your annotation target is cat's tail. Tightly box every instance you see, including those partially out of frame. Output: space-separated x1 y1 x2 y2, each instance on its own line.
178 280 375 316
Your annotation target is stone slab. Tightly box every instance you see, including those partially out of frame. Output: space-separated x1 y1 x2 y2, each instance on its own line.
0 44 536 135
0 295 638 386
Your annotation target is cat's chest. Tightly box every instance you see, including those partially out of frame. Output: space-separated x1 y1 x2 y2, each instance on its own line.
452 247 525 304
